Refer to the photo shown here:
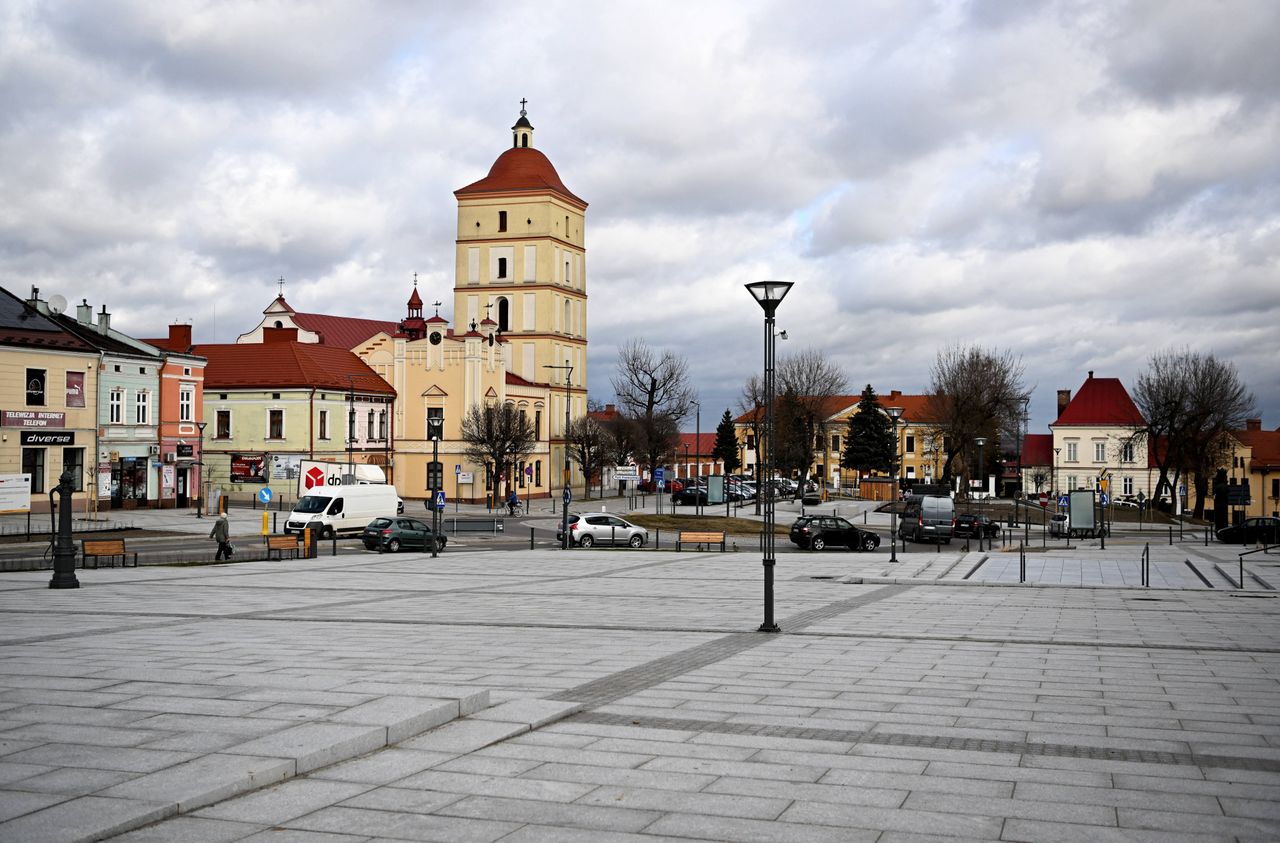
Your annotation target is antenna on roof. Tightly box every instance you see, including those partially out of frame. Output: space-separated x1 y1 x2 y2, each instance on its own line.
48 294 67 314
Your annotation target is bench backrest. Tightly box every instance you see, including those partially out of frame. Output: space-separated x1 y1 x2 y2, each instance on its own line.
678 531 725 543
267 535 298 548
83 539 126 555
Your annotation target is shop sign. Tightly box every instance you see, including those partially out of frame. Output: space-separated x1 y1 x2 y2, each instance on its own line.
25 369 46 406
2 410 66 428
230 453 267 482
65 372 85 408
176 443 194 457
20 430 74 446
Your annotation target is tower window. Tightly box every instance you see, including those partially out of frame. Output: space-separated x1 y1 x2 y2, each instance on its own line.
521 134 528 148
498 298 510 332
498 211 507 232
497 257 508 279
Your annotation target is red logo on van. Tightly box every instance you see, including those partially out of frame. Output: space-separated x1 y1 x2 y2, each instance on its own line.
304 466 327 490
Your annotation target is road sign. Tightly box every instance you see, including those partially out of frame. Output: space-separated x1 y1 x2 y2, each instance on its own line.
654 467 665 483
615 464 639 481
258 487 273 504
1057 494 1069 508
1039 492 1048 508
457 472 473 484
562 487 572 505
435 491 446 511
1100 492 1109 506
1179 485 1187 496
454 464 461 474
525 465 533 477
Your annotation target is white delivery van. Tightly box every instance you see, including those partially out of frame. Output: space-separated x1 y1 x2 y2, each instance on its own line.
284 485 401 538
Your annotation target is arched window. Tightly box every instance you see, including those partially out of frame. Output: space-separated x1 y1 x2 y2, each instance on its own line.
273 320 283 328
497 298 510 332
521 135 528 148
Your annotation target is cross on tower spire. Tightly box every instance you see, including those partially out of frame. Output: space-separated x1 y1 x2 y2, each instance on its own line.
277 276 285 296
519 98 527 116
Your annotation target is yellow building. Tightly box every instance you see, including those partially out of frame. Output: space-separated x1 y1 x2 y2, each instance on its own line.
356 108 588 503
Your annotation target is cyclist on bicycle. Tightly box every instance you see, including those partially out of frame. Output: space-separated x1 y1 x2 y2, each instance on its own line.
507 489 520 516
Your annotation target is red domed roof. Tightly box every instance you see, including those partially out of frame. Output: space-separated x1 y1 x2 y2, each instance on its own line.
455 147 586 208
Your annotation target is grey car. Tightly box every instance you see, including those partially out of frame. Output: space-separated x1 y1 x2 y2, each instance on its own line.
556 513 649 547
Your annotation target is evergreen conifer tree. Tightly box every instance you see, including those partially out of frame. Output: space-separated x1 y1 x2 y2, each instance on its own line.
712 409 741 474
841 384 896 477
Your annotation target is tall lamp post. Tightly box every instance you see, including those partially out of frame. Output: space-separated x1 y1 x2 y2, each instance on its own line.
975 436 987 517
692 400 701 516
427 416 443 559
887 406 904 564
545 361 573 550
195 420 207 518
1053 447 1061 499
746 280 793 633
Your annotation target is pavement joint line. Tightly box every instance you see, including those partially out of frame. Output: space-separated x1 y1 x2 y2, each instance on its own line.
565 711 1280 773
548 585 914 709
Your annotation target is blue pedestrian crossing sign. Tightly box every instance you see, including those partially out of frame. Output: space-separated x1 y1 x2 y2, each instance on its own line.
435 491 446 511
1057 494 1069 508
258 487 273 504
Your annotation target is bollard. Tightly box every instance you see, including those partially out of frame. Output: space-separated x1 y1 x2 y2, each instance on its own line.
1205 526 1209 547
530 527 535 550
656 528 660 550
1019 541 1025 583
1169 523 1173 546
331 536 337 556
261 511 269 536
273 512 278 533
304 527 313 559
1240 557 1245 590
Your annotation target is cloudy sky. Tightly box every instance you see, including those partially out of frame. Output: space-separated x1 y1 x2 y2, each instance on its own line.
3 0 1277 434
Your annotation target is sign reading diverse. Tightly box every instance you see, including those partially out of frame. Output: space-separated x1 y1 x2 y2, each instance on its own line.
2 410 66 428
20 430 74 446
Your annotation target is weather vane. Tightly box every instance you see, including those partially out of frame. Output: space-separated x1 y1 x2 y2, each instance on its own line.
432 300 442 318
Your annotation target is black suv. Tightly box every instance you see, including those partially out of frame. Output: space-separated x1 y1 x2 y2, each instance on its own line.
789 515 880 552
954 514 1000 538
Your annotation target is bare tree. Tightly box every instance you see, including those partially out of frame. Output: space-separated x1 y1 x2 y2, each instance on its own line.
738 374 767 512
775 348 847 497
459 403 537 508
1132 349 1254 517
566 415 610 500
610 339 695 479
925 345 1030 494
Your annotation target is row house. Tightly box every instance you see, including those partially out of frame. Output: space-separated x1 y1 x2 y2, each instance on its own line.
195 329 395 503
1225 419 1279 520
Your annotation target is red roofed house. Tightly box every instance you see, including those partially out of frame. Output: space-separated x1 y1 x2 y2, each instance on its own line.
195 329 395 504
1230 419 1280 518
1047 371 1155 501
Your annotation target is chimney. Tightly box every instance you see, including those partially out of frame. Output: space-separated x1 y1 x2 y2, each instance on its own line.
1246 418 1262 432
28 286 49 315
1057 389 1071 419
1087 370 1094 379
97 304 111 333
263 326 298 343
168 324 192 350
77 299 93 325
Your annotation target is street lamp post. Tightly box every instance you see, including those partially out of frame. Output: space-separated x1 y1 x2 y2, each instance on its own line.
692 400 701 516
195 420 207 518
746 280 793 633
545 361 573 549
427 416 443 559
1053 447 1061 499
975 437 987 513
887 406 904 564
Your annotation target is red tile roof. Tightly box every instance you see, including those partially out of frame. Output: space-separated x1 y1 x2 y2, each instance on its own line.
1022 434 1053 466
1053 376 1145 426
455 147 586 209
677 433 719 455
195 342 395 393
1236 428 1280 471
732 389 939 425
291 311 399 349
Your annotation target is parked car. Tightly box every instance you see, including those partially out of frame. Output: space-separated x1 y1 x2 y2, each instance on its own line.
789 515 881 552
898 495 955 544
954 514 1001 538
1216 517 1280 545
672 485 708 506
1113 496 1140 509
1049 513 1069 537
556 513 649 547
361 516 446 553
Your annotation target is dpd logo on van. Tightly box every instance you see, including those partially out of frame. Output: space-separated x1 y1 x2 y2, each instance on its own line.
303 466 327 490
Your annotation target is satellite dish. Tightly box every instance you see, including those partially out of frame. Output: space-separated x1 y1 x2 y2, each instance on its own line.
48 294 67 314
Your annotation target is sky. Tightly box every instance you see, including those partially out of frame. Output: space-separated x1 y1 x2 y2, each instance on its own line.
2 0 1277 436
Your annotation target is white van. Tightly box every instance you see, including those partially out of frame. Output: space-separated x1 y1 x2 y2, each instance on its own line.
284 485 402 538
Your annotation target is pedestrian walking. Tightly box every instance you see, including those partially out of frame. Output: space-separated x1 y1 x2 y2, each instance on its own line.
210 513 233 560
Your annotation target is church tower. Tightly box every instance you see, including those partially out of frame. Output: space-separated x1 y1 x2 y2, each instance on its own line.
453 105 588 490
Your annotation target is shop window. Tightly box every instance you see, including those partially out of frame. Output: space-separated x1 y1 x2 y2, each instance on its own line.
63 448 84 492
23 448 45 493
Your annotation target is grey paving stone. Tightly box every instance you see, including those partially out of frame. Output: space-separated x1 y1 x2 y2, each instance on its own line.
398 719 529 754
437 793 661 833
645 810 880 842
904 790 1117 825
469 698 582 728
576 783 793 820
333 784 466 814
0 761 54 786
641 755 827 783
480 741 654 769
1002 818 1243 842
288 804 520 841
1014 780 1221 812
236 828 383 842
4 765 134 796
495 825 718 843
192 777 370 823
308 748 457 785
703 774 908 808
0 794 175 843
99 752 295 811
432 753 543 777
326 696 459 743
225 723 386 773
0 788 64 821
109 815 264 842
393 769 595 802
6 742 195 773
520 761 716 792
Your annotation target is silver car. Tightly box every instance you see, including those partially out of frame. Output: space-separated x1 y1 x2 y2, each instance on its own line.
557 513 649 548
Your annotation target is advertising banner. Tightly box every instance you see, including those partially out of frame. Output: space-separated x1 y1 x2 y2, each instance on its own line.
229 453 267 483
20 431 74 446
2 410 66 428
65 372 85 407
0 474 33 513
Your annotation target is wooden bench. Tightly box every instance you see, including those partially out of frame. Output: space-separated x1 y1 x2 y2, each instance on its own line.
81 538 137 568
265 534 302 560
676 530 727 552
